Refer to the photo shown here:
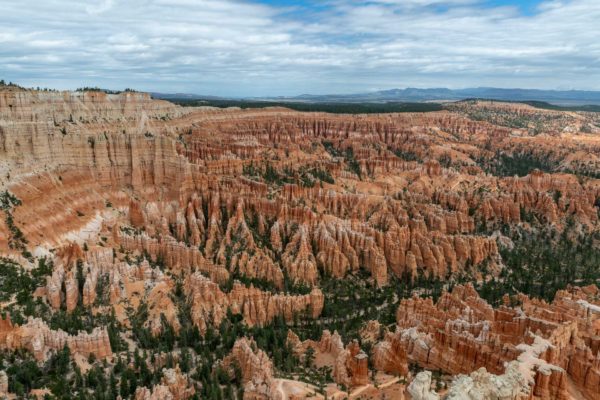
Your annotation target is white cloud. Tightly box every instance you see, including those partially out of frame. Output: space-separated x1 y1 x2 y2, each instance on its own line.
86 0 114 15
0 0 599 95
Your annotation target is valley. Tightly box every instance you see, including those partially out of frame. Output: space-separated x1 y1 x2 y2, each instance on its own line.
0 85 600 399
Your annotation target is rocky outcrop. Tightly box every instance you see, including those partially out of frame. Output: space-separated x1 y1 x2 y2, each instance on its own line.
407 371 440 400
0 316 112 361
360 320 382 344
372 331 409 376
338 340 370 387
285 329 305 358
216 201 285 288
221 337 276 400
383 284 600 399
135 385 174 400
46 264 65 309
183 272 324 334
0 371 8 398
146 280 181 335
282 225 320 286
237 330 375 395
445 365 523 400
134 366 195 400
284 329 369 388
117 231 230 284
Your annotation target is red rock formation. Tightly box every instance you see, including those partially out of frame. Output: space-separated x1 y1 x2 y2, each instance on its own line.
0 316 111 361
215 201 285 288
3 87 600 399
382 284 600 399
372 331 409 376
46 264 65 310
342 340 370 387
360 320 382 344
184 272 324 334
2 89 596 284
285 329 370 388
117 231 230 283
285 329 305 358
146 280 181 335
134 366 195 400
282 225 319 286
221 337 276 399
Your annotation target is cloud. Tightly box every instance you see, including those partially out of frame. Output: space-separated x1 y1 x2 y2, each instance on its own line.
0 0 599 95
86 0 114 15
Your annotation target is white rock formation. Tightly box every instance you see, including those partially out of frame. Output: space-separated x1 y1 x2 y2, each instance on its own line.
407 371 440 400
445 364 526 400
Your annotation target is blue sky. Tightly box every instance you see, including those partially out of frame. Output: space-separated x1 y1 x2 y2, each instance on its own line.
1 0 599 96
485 0 540 14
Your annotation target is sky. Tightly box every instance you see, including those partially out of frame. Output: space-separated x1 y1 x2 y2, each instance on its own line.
1 0 599 97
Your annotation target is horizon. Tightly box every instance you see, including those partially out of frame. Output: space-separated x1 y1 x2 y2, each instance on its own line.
2 0 600 97
5 79 600 100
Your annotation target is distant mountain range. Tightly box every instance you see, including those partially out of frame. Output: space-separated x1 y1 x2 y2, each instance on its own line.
151 92 223 100
285 88 600 105
152 87 600 106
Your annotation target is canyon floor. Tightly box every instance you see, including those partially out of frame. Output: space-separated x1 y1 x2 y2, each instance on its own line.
0 84 600 399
